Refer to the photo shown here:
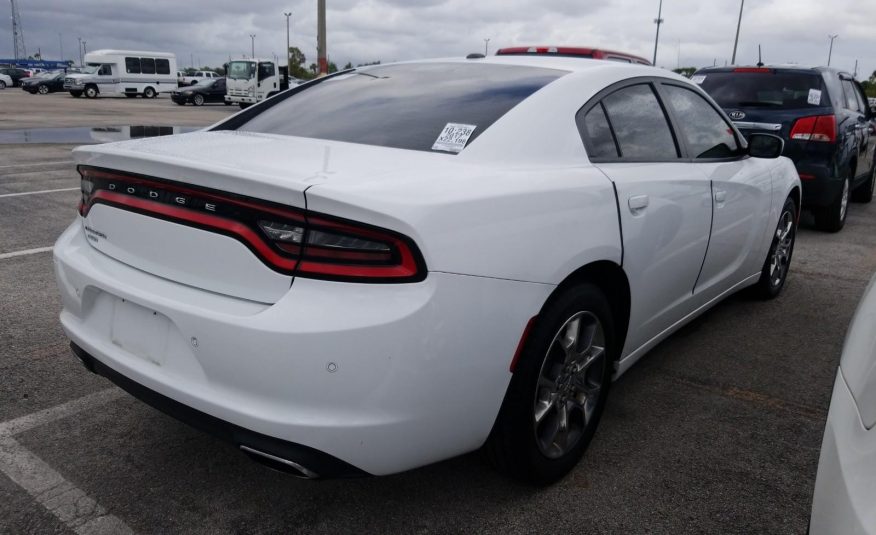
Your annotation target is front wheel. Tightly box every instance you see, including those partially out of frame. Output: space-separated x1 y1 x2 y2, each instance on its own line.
84 85 98 99
0 80 6 89
238 102 251 109
37 84 49 94
69 90 82 98
485 283 615 485
192 94 205 106
751 196 797 299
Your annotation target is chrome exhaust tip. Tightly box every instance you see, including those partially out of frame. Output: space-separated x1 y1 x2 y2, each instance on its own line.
239 445 320 479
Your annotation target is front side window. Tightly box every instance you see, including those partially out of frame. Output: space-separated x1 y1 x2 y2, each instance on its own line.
140 58 156 75
601 84 678 160
663 85 740 159
258 63 274 81
98 65 112 76
156 59 170 75
235 63 566 154
125 57 140 74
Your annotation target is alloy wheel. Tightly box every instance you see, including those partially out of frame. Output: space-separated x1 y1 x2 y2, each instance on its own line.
770 209 795 288
533 311 607 459
38 84 49 94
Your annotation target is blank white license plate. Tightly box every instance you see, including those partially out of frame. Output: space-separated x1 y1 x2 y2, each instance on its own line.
111 298 170 366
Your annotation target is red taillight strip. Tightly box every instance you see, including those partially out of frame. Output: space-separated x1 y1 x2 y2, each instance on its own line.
90 190 300 273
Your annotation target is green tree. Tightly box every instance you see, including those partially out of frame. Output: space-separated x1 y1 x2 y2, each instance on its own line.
328 61 338 73
673 67 697 78
343 61 353 70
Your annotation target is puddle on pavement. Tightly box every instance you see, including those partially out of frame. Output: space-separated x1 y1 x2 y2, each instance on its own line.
0 125 201 144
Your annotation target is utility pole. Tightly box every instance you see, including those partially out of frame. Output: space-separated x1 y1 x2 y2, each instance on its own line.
59 33 63 62
484 38 490 56
82 40 86 57
10 0 26 60
652 0 664 66
250 34 256 59
827 34 838 66
731 0 744 65
78 37 82 66
317 0 327 75
854 59 858 78
284 11 292 75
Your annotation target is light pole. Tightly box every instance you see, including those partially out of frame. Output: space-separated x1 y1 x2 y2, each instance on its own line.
284 12 292 75
250 34 256 59
652 0 664 65
82 40 87 57
77 37 83 66
484 38 490 56
731 0 744 65
58 33 63 62
827 34 838 66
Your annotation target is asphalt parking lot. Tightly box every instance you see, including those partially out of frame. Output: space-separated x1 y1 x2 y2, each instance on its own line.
2 89 875 534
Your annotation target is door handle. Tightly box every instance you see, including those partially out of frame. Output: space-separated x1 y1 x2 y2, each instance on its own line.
628 195 649 213
714 189 727 203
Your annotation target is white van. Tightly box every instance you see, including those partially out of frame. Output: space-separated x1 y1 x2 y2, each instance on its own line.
64 50 178 99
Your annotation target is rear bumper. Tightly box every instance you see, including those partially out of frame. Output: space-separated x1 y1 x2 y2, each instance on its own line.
53 219 553 476
810 369 876 534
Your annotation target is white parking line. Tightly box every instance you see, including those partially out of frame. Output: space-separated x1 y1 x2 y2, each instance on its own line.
0 187 78 198
0 160 74 170
0 388 133 535
0 246 54 260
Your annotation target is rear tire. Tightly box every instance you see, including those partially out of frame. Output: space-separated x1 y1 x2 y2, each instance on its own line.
143 87 157 99
485 283 615 485
851 163 876 204
751 196 797 299
814 173 850 232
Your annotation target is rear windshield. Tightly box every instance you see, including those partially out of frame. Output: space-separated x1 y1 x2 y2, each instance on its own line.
236 63 566 153
697 71 828 109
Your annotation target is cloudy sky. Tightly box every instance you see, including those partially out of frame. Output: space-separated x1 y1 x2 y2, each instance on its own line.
1 0 874 78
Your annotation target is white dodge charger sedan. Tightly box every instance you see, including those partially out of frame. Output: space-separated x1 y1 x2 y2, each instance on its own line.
54 56 800 483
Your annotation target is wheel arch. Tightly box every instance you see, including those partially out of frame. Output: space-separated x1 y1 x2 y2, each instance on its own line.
539 260 631 364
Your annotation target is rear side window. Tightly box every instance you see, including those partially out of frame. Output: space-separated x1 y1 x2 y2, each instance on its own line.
156 59 170 75
841 80 862 112
125 57 140 74
140 58 156 75
663 85 740 159
236 63 566 154
600 84 678 160
579 105 618 158
698 71 827 109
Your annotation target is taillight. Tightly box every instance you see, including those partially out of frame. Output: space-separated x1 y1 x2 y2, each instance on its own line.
733 67 772 73
78 166 426 283
790 115 836 143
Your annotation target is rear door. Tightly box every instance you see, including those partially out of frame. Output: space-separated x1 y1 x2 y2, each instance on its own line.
842 77 875 179
579 81 713 355
658 82 773 300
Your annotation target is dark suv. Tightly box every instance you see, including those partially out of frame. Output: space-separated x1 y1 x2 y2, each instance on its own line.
694 66 875 232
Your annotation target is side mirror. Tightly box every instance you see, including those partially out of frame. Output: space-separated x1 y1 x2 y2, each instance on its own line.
748 133 784 159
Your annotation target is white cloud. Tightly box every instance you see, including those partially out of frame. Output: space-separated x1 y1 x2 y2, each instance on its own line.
0 0 873 77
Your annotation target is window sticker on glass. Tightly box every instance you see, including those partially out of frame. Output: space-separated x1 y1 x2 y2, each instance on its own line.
808 88 822 105
691 75 706 85
432 123 477 153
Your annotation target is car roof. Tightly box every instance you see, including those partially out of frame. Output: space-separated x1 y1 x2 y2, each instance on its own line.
370 55 663 77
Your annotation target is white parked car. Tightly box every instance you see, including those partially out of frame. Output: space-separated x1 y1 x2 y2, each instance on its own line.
0 72 12 89
180 70 220 86
810 274 876 533
54 57 801 482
